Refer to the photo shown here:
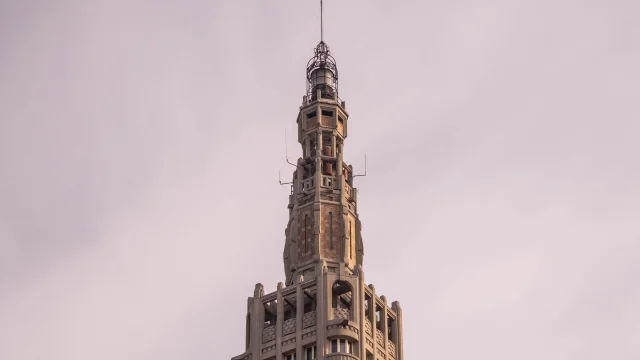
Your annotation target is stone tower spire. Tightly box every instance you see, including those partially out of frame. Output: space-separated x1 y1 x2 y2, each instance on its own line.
231 6 404 360
282 39 364 286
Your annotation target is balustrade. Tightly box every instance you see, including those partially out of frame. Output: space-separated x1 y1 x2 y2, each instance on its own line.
262 325 276 343
282 318 296 336
365 318 373 336
322 175 337 189
333 307 350 320
375 328 384 347
388 340 397 358
302 311 317 328
301 177 315 192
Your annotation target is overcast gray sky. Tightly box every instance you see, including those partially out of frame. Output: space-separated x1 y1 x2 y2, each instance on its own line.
1 0 639 359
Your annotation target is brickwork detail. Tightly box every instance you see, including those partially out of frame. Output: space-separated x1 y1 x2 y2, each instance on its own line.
306 117 318 130
320 204 341 261
297 207 315 263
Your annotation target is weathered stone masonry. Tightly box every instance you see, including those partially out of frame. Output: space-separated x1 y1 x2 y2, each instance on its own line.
232 39 404 360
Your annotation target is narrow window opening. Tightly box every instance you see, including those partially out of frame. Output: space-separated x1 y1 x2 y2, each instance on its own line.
329 212 333 250
305 345 317 360
332 280 353 321
365 293 371 313
387 315 395 340
304 215 309 252
322 110 333 117
349 220 353 256
338 116 345 123
283 300 295 321
307 111 316 119
264 300 278 327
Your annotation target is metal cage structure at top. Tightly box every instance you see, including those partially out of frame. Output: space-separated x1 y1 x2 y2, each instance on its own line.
306 41 339 102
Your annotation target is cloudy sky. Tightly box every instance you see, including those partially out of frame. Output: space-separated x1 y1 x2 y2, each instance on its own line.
1 0 639 359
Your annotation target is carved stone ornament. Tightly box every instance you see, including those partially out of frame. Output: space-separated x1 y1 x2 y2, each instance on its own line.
277 282 285 291
353 264 363 276
254 283 264 298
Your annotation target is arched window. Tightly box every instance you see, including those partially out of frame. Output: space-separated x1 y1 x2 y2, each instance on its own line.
331 280 353 320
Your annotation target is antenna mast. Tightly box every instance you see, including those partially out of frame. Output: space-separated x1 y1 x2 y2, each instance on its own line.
320 0 324 42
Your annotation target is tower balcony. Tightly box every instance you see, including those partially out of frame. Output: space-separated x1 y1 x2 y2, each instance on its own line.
304 88 345 109
300 175 339 193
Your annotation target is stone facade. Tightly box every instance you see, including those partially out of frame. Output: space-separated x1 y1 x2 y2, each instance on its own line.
232 39 403 360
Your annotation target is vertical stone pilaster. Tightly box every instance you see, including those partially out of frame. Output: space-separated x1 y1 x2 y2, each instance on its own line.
358 270 366 359
276 283 284 360
393 301 404 360
381 295 389 358
369 285 377 359
316 262 328 360
296 283 304 360
252 284 265 360
331 135 336 159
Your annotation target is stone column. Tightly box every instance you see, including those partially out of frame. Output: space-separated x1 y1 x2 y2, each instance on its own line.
252 284 265 360
276 283 284 360
296 280 304 360
369 285 377 358
316 262 328 359
380 295 389 358
392 301 404 360
358 269 366 360
331 130 336 158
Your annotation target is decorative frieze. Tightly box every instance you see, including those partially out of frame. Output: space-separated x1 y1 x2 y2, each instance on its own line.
262 344 276 354
282 337 296 347
301 329 316 340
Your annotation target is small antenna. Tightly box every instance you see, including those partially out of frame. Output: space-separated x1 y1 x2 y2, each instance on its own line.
353 154 367 178
279 170 293 185
320 0 324 42
285 129 296 168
